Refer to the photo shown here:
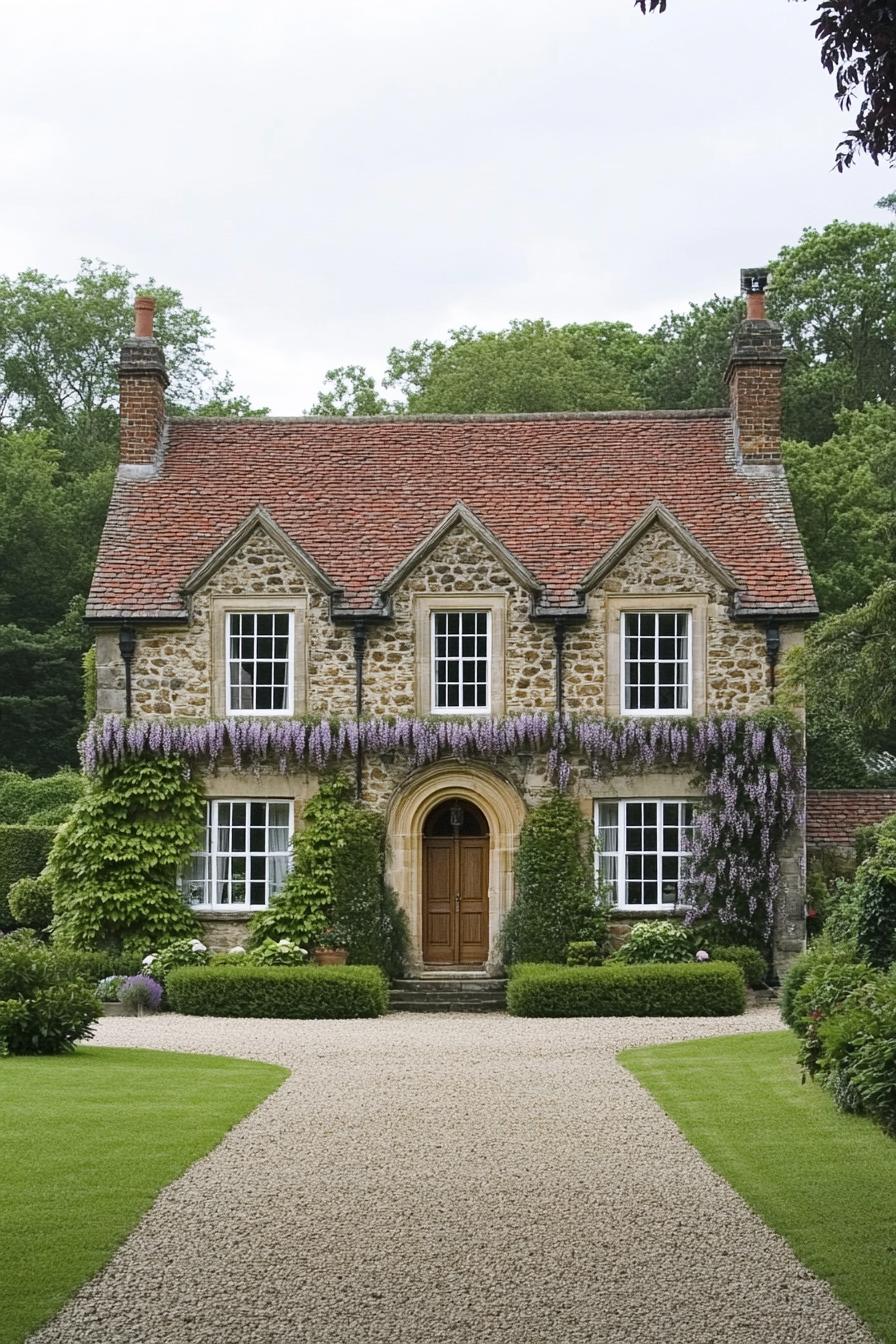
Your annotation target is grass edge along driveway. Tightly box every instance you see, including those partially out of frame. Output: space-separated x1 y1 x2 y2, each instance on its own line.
620 1030 896 1344
0 1046 287 1344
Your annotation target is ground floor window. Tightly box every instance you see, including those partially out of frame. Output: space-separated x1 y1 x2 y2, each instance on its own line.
594 799 694 909
181 800 292 908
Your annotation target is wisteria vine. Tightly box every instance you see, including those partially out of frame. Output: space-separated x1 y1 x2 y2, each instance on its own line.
80 710 803 937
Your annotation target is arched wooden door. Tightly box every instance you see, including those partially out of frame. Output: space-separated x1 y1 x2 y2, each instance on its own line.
422 801 489 965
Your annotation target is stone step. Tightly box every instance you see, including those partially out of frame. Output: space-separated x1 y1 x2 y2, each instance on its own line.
390 996 506 1013
393 978 507 994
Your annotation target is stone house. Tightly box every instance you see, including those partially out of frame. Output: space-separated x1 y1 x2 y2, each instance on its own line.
87 274 817 972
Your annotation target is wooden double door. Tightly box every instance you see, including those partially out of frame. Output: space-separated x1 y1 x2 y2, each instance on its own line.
422 801 490 965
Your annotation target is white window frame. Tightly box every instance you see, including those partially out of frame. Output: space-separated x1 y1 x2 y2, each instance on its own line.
181 799 293 910
429 609 492 715
225 609 295 716
595 798 695 911
620 609 692 717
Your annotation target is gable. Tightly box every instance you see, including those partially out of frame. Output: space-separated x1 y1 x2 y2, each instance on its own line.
181 507 338 599
580 503 739 597
379 503 542 603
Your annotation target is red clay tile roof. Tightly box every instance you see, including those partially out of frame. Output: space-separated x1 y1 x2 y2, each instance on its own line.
806 790 896 847
87 410 818 620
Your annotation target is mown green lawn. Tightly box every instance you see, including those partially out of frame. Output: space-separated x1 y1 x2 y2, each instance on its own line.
0 1047 287 1344
620 1031 896 1344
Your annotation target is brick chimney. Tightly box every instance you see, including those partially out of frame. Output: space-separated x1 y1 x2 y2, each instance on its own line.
725 268 787 462
119 295 168 467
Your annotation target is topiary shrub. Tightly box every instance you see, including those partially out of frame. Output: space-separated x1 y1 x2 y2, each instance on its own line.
506 962 745 1018
708 944 768 989
501 793 604 964
0 824 57 930
166 963 389 1018
0 938 100 1054
48 756 205 951
611 919 693 965
0 769 85 826
7 874 55 932
249 777 407 973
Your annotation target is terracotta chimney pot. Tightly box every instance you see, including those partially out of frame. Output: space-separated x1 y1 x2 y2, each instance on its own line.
134 295 155 339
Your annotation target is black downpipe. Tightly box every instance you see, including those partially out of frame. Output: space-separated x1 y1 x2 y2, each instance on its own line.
353 619 367 799
118 625 137 718
765 621 781 703
553 618 567 717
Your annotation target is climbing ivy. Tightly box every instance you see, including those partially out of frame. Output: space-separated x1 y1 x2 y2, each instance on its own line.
501 793 606 964
49 756 204 951
249 776 408 973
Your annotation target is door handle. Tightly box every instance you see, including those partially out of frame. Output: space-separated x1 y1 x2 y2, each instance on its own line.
454 892 460 911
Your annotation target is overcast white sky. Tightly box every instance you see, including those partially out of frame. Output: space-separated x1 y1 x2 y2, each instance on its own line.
3 0 891 411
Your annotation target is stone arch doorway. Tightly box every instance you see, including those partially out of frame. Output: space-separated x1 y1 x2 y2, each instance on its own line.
422 800 490 965
386 762 527 972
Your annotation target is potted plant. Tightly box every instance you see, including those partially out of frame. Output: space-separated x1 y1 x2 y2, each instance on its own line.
313 924 350 966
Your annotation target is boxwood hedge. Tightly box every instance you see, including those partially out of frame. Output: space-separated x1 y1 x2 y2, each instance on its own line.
166 963 389 1019
506 961 745 1017
0 824 57 929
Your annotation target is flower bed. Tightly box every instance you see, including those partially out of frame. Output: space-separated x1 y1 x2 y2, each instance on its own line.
506 962 746 1017
166 963 389 1019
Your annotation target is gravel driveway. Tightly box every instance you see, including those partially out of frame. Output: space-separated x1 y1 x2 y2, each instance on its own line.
29 1009 873 1344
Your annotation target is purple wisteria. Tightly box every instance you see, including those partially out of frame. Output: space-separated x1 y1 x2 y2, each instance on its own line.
80 710 803 938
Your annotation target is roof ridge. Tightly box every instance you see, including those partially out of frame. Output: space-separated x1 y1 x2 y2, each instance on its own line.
170 408 732 426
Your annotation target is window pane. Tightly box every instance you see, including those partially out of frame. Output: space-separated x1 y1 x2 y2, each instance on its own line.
432 610 490 712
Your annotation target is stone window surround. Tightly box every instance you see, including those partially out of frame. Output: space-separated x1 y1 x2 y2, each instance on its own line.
413 594 507 718
605 593 707 718
209 594 308 719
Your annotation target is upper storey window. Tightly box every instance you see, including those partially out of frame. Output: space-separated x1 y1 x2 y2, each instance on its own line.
622 610 691 715
431 610 491 713
227 611 294 714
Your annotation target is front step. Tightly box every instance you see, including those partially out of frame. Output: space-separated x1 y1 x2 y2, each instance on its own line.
390 975 507 1013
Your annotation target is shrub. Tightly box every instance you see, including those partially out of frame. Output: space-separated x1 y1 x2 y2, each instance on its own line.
708 944 768 989
808 972 896 1135
166 963 389 1019
96 975 125 1002
142 937 210 985
48 756 204 950
791 953 877 1040
0 938 100 1054
245 937 308 966
0 824 57 930
565 940 602 966
48 948 143 982
506 962 745 1017
611 919 693 965
117 975 163 1014
0 769 85 826
8 875 55 932
501 793 604 964
854 834 896 969
249 778 407 974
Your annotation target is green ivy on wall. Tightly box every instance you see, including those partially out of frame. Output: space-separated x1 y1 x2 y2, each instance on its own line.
49 756 204 951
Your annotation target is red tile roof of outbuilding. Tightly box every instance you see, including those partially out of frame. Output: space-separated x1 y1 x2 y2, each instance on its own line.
87 410 817 620
806 791 896 847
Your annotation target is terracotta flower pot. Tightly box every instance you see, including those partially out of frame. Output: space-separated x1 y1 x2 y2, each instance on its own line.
314 948 348 966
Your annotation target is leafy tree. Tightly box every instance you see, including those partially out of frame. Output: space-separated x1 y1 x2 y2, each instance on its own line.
0 261 263 775
785 582 896 782
307 365 396 416
643 297 743 411
635 2 896 169
783 404 896 612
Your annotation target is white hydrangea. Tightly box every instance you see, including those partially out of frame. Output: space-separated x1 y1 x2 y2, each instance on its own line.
142 953 157 966
190 939 207 953
229 945 246 955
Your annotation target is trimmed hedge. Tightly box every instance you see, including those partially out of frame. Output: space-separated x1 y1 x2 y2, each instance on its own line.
0 824 57 930
166 964 389 1019
506 962 746 1017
